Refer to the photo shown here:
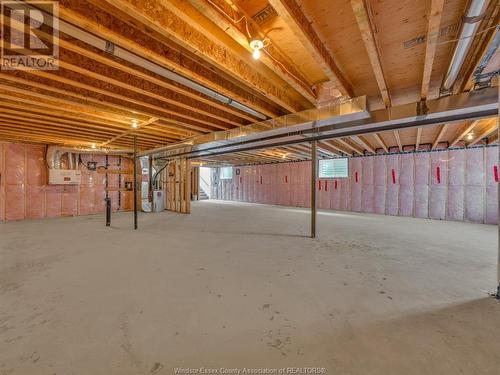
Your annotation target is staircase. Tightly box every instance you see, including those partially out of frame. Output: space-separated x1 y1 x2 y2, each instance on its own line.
198 189 209 200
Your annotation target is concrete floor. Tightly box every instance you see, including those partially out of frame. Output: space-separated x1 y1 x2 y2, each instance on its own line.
1 200 499 375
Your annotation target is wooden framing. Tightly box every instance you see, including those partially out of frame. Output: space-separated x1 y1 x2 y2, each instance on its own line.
267 0 354 98
351 0 391 107
432 124 448 149
420 0 445 100
166 159 191 213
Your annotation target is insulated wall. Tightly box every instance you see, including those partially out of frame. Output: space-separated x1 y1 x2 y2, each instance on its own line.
0 142 134 222
215 146 499 224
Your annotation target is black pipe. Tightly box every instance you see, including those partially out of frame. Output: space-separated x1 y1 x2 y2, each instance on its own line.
105 198 111 227
148 155 153 203
133 135 138 230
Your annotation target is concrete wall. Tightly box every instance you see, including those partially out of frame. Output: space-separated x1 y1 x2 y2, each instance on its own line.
214 146 499 224
0 142 134 222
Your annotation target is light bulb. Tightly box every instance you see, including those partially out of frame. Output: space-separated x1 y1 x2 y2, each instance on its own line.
132 120 138 128
252 48 261 60
467 133 474 140
91 143 96 149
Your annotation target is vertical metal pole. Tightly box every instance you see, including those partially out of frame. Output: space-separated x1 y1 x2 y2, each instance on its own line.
311 140 317 238
497 81 500 299
148 155 153 203
105 198 111 227
133 135 138 230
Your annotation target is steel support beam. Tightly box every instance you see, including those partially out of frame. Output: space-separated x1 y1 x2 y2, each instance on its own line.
149 88 498 161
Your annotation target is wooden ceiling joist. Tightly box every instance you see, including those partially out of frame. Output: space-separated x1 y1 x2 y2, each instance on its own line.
449 120 479 147
186 0 317 104
351 0 391 107
420 0 445 100
393 130 402 152
70 0 307 113
335 138 364 155
268 0 354 98
351 135 376 154
415 128 422 151
468 120 498 147
432 124 448 149
372 133 388 153
58 0 283 118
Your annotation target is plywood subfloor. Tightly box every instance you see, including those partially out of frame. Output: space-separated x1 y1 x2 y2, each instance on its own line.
0 201 499 374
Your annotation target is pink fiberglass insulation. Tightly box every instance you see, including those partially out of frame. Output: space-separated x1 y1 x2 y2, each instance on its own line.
399 153 414 217
361 156 374 213
447 149 465 221
304 161 311 208
0 141 136 222
429 151 447 220
5 143 26 221
62 186 79 217
340 178 350 211
26 186 45 220
385 154 399 216
216 146 497 225
46 185 62 218
414 152 430 218
465 148 484 223
373 155 386 214
350 158 362 212
330 179 340 210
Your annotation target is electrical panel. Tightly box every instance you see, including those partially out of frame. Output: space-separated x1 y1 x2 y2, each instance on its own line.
48 169 82 185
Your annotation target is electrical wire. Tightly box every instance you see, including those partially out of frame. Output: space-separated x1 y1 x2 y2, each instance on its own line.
206 0 245 24
205 0 315 98
262 48 315 96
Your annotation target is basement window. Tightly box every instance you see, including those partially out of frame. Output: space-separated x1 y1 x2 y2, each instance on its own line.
220 167 233 180
319 158 349 178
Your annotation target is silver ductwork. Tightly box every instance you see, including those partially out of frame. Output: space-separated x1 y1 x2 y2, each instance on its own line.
441 0 491 94
46 146 133 169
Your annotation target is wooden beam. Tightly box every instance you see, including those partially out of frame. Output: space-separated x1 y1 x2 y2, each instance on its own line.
90 0 306 112
420 0 445 100
415 128 422 151
3 13 251 128
267 0 354 98
58 0 281 118
372 133 388 153
336 138 364 155
351 0 391 107
393 130 402 152
317 141 342 157
351 135 376 154
101 118 159 147
322 140 353 156
187 0 316 104
449 120 480 147
488 133 499 144
432 124 448 149
468 121 498 146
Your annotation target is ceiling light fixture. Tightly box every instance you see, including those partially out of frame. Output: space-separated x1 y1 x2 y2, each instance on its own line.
91 143 96 149
132 120 139 128
249 39 264 60
467 132 474 140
